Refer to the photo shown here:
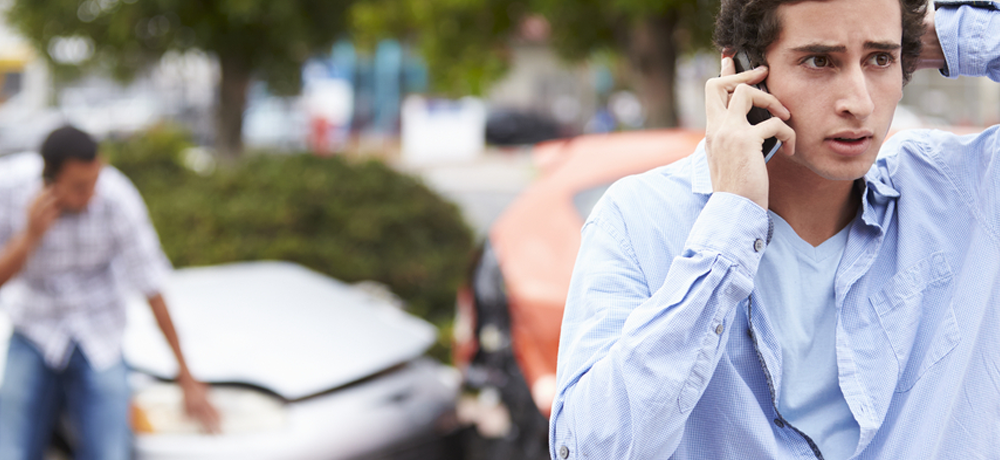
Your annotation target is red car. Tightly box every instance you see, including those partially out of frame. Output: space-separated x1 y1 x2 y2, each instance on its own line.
453 129 703 459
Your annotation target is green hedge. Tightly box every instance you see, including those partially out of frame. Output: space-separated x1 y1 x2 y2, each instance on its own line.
104 125 474 360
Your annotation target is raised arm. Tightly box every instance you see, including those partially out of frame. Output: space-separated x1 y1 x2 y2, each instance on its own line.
932 1 1000 81
549 46 788 459
0 188 60 287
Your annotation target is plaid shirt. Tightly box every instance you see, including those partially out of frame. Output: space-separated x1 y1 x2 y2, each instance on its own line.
0 153 171 371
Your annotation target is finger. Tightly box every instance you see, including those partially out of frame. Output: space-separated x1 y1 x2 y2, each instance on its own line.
187 390 221 434
42 195 61 212
752 117 796 156
41 209 61 225
186 402 215 433
720 55 736 77
199 401 222 434
729 83 791 121
706 66 772 119
38 186 58 202
36 191 60 211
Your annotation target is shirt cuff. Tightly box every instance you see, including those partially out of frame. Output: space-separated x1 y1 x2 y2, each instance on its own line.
934 1 1000 78
684 192 771 278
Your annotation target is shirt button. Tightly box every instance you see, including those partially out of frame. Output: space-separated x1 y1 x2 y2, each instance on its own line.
754 238 765 252
774 418 785 428
715 323 724 335
559 445 570 459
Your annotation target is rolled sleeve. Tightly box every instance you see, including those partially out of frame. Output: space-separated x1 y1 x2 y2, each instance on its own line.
684 192 772 281
935 1 1000 79
108 170 171 297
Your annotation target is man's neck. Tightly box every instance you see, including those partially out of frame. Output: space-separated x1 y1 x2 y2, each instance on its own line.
767 158 861 247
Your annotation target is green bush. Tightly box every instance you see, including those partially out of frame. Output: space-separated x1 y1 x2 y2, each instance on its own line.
103 125 474 360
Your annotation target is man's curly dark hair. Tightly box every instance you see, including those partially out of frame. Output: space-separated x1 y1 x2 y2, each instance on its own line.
713 0 928 84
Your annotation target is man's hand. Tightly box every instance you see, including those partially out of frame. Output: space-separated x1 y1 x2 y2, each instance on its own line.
146 293 221 433
26 187 61 243
177 372 222 434
916 7 946 71
0 187 61 287
704 55 794 210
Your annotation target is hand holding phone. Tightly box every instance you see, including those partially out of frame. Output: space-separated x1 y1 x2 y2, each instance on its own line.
26 186 61 240
703 52 792 210
732 51 782 162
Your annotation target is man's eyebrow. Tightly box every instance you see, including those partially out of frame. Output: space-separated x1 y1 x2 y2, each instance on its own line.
864 41 902 51
790 42 901 54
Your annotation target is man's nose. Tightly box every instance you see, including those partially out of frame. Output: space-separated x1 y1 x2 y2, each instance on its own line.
835 65 875 120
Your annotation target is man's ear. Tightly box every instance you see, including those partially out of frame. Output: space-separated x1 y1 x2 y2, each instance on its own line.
42 165 57 185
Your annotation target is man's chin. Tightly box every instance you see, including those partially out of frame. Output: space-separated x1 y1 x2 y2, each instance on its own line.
814 159 876 182
813 147 881 182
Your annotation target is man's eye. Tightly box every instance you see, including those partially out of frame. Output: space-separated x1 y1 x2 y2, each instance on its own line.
805 56 829 68
871 53 895 67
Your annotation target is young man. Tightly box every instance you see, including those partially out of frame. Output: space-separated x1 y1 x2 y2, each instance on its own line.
0 126 219 459
551 0 999 458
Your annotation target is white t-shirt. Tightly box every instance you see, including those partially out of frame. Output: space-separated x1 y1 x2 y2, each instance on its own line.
754 211 860 460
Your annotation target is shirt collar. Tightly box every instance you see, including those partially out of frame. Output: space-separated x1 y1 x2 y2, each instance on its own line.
688 140 901 226
690 140 713 195
859 162 900 229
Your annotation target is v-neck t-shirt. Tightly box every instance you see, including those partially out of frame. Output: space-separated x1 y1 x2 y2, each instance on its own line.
753 211 860 460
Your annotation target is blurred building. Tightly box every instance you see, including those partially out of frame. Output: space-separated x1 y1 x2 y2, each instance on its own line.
0 1 53 154
901 69 1000 127
485 16 596 140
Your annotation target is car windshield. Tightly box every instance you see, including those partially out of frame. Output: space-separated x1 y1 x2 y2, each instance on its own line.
572 183 612 221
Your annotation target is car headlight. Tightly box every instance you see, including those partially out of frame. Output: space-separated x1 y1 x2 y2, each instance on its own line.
131 381 287 435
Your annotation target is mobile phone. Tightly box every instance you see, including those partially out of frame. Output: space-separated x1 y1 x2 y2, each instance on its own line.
733 50 781 163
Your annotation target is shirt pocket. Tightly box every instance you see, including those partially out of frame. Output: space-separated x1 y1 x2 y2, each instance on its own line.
869 252 960 393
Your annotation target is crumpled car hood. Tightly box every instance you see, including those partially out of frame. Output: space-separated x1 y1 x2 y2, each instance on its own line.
123 261 436 400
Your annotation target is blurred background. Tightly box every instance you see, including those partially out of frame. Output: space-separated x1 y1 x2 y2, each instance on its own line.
0 0 995 458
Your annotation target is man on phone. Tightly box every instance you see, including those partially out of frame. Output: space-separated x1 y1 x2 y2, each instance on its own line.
551 0 999 458
0 126 219 459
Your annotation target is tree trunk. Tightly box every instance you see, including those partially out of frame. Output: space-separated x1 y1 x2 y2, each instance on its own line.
627 12 680 128
216 56 251 160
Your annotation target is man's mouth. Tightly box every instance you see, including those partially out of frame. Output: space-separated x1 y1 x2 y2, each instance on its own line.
825 133 873 156
833 137 867 142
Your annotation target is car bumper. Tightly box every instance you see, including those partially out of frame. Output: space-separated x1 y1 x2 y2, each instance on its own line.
135 358 460 460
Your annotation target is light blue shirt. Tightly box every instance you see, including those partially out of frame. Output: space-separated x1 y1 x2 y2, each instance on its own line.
551 3 1000 459
756 212 857 460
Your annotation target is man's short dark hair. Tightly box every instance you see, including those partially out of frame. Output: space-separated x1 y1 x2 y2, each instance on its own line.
713 0 928 84
40 125 98 181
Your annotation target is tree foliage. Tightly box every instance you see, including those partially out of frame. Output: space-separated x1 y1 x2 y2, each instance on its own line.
351 0 719 127
351 0 518 96
6 0 356 157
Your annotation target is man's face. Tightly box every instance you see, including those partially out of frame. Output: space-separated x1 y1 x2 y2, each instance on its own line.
51 157 103 213
765 0 903 181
